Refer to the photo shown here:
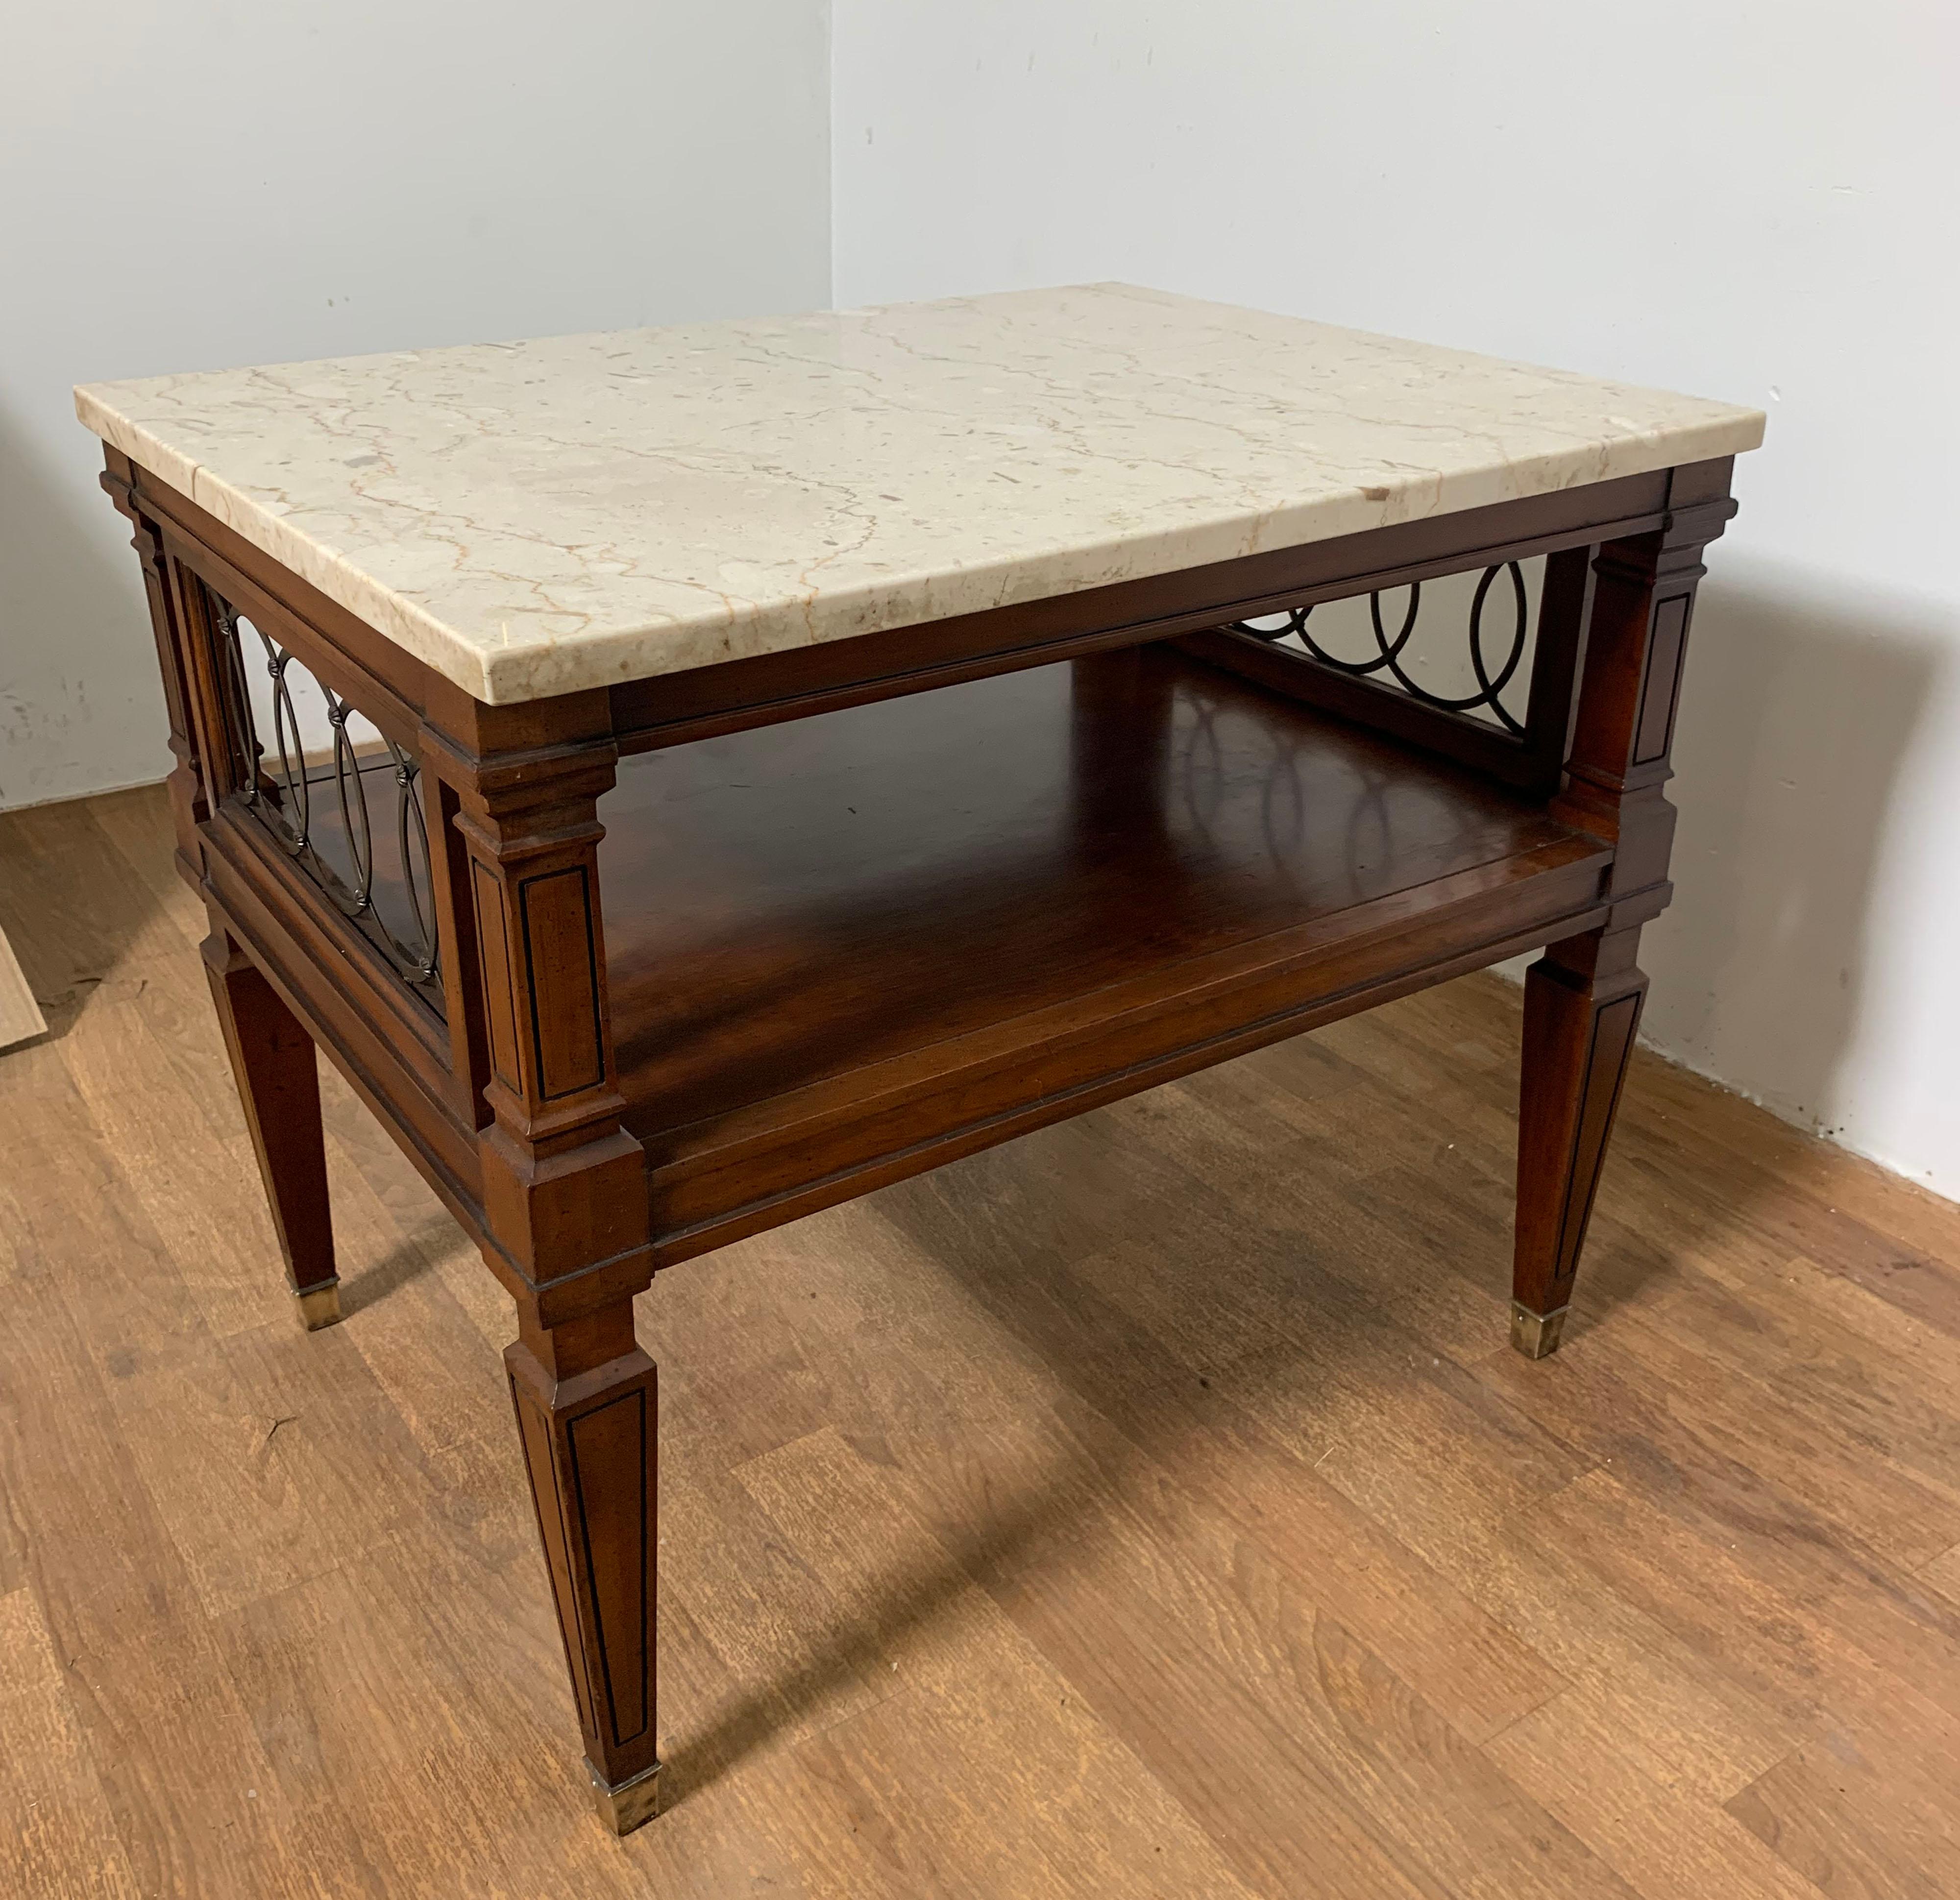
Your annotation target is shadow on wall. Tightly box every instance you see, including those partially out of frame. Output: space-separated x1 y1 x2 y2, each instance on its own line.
1642 559 1942 1148
0 396 165 810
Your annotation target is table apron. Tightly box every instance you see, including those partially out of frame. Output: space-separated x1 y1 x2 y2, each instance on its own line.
606 473 1681 756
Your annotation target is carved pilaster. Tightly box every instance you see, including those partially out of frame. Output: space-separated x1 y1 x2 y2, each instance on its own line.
1549 459 1738 923
1513 458 1737 1355
431 728 653 1321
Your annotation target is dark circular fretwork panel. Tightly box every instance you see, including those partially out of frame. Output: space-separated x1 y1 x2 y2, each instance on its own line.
1228 560 1534 735
206 588 443 1013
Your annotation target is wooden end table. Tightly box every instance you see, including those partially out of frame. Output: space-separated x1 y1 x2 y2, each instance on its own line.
77 285 1762 1832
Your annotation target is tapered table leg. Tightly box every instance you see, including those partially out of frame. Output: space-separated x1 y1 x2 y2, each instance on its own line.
1512 923 1646 1358
438 694 663 1828
202 927 339 1328
507 1299 660 1832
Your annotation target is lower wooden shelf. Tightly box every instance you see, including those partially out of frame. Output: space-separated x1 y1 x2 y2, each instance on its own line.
598 646 1611 1261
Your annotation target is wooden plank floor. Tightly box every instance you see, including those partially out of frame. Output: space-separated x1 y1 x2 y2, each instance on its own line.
4 781 1960 1900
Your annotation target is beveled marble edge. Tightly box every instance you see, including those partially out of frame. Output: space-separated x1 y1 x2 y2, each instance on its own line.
76 288 1764 706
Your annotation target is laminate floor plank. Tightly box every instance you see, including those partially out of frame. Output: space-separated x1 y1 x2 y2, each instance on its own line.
214 1532 664 1900
1511 1460 1960 1827
1586 1142 1960 1350
947 1141 1789 1800
876 1389 1630 1900
0 1218 333 1896
863 1179 1568 1746
316 1067 517 1362
1470 1340 1960 1726
1610 1019 1960 1265
1320 978 1960 1346
1571 1315 1960 1571
627 1591 852 1900
1702 1250 1960 1408
1726 1728 1960 1900
0 1587 141 1900
1485 1692 1825 1900
312 1147 504 1459
1233 1379 1796 1799
59 976 299 1343
737 1425 1280 1900
87 783 205 939
0 795 197 1036
4 783 1960 1896
1624 1266 1960 1512
1922 1542 1960 1605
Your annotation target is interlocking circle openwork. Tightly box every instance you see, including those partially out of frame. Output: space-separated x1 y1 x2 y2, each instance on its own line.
209 592 442 1003
1229 561 1531 735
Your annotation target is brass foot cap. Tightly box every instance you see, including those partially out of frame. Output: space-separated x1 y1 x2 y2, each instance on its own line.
1510 1301 1568 1361
588 1760 661 1835
294 1281 342 1331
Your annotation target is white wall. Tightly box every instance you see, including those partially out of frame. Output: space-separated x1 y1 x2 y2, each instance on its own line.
832 0 1960 1199
0 0 831 810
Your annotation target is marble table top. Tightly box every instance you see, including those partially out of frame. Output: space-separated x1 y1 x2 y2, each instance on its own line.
77 284 1764 706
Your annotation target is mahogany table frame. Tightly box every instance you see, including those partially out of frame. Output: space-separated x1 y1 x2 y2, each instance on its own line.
99 443 1736 1832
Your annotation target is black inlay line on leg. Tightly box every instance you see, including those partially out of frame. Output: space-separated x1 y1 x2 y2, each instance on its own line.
566 1387 650 1750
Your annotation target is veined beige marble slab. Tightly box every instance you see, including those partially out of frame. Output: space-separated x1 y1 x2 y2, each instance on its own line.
76 284 1763 706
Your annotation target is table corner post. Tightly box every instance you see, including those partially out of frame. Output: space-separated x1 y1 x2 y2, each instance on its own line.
432 699 662 1828
1513 459 1737 1356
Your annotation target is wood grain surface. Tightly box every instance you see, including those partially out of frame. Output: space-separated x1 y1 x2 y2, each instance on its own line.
599 647 1611 1257
3 782 1958 1899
